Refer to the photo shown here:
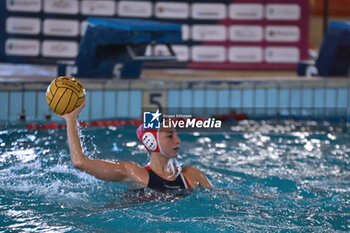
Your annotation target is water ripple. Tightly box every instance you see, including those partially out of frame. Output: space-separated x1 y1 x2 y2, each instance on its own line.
0 121 349 232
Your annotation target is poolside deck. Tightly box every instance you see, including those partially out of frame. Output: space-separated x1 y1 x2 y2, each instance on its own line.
0 63 349 123
0 63 319 83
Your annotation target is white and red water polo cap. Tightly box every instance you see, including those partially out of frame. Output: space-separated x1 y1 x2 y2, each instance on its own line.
136 124 160 153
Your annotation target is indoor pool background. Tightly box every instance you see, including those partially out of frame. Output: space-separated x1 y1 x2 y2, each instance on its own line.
0 121 349 232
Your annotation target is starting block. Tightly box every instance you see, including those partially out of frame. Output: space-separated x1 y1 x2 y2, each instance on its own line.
298 21 350 77
316 21 350 76
58 17 182 79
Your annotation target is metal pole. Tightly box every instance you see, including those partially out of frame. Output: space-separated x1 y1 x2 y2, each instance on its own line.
323 0 329 36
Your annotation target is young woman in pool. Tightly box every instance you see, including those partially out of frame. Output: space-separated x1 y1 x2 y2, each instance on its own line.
61 101 212 192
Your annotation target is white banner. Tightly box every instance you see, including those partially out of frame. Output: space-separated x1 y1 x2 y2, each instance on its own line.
5 39 40 56
192 46 226 62
192 25 226 41
229 4 264 20
6 0 41 12
42 41 78 58
265 47 300 63
81 1 116 16
266 4 301 21
192 3 226 20
229 25 263 42
43 19 79 37
229 47 263 63
155 2 189 19
118 1 152 18
266 26 300 42
44 0 79 14
6 17 41 35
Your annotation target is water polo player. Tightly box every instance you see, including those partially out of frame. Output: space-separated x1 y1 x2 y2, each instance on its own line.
61 101 212 192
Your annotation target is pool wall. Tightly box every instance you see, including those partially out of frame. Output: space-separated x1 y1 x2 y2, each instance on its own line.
0 79 349 123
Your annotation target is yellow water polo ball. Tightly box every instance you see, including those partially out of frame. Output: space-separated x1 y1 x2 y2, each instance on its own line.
46 76 86 115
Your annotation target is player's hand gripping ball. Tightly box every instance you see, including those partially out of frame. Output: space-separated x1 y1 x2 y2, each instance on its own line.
46 76 86 115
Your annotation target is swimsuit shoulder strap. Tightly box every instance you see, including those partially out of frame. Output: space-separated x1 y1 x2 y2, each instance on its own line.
174 165 192 189
143 165 191 190
179 171 192 189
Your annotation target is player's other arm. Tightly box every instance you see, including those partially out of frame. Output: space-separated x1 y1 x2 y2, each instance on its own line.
183 166 213 189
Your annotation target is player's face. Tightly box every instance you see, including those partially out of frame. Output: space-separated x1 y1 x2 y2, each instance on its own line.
158 127 181 158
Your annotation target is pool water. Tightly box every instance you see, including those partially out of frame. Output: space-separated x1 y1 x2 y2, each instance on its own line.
0 121 349 232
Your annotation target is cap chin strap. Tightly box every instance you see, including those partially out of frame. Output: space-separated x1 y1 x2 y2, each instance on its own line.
157 129 167 157
167 158 182 178
156 129 182 178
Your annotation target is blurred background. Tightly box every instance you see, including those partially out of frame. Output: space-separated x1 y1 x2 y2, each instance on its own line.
0 0 350 123
310 0 350 48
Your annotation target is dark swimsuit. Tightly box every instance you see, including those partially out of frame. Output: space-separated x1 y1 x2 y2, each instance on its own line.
112 166 192 206
144 165 192 192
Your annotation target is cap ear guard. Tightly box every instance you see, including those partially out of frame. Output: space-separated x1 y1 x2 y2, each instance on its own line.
142 132 157 151
137 124 160 153
136 122 175 158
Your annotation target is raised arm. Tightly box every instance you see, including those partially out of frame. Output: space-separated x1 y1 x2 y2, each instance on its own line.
62 102 148 185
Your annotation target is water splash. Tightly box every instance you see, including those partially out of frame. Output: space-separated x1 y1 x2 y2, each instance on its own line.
0 121 349 232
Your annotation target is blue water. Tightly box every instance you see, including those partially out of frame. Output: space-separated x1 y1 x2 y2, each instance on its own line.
0 121 349 232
